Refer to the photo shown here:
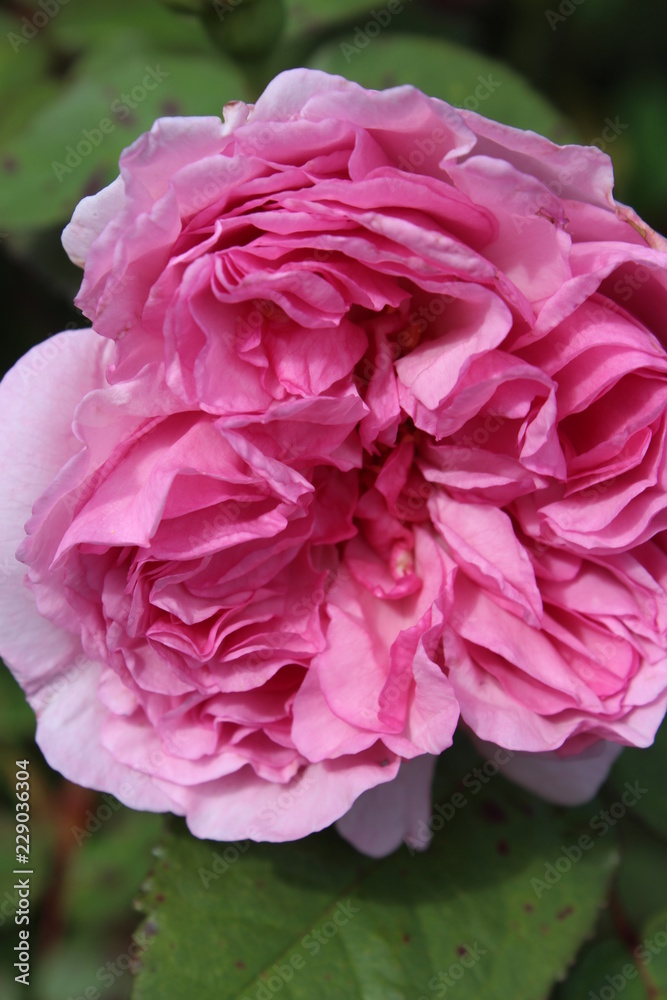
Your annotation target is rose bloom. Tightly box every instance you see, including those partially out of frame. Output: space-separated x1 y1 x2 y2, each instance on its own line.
2 69 667 857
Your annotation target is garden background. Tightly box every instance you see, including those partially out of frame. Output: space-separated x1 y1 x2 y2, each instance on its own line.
1 1 666 997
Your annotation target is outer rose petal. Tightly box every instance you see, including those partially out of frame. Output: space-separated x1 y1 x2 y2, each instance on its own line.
458 108 615 209
335 754 437 857
61 176 125 268
36 661 181 812
175 751 401 843
0 331 105 691
253 68 477 159
472 736 623 806
0 331 179 811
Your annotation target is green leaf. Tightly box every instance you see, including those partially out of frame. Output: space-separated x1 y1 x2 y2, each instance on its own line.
132 746 617 999
556 909 667 1000
64 805 164 932
202 0 287 60
49 0 212 53
614 816 667 930
33 938 137 1000
553 938 648 1000
615 74 667 222
0 14 61 147
283 0 383 42
0 40 247 231
0 663 36 745
307 33 575 142
638 909 667 994
607 722 667 841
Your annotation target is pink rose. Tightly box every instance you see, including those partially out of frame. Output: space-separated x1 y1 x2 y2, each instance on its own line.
2 69 667 857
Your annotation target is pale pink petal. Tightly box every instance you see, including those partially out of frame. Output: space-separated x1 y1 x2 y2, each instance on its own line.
179 750 401 842
0 331 106 691
472 735 623 805
336 754 437 857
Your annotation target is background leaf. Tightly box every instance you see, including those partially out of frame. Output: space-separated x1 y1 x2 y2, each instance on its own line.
132 738 617 1000
0 13 60 147
554 939 649 1000
283 0 386 41
49 0 212 51
1 4 666 998
0 664 37 746
308 33 575 142
607 723 667 842
0 41 246 231
614 817 667 930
